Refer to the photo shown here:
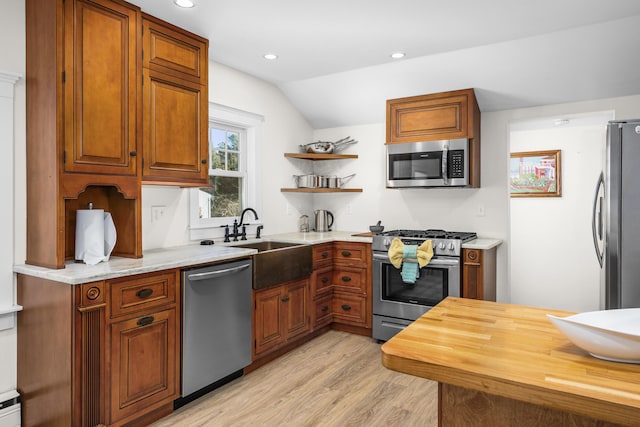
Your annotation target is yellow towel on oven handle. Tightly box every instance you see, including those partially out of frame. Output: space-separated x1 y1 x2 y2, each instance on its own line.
388 238 434 269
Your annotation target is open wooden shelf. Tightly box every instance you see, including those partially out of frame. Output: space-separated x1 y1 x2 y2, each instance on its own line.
281 188 363 193
284 153 358 160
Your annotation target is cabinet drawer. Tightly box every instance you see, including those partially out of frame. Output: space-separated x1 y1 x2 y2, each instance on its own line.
333 242 368 267
332 291 367 327
312 266 333 295
313 291 333 329
109 271 177 318
332 268 366 293
313 243 333 268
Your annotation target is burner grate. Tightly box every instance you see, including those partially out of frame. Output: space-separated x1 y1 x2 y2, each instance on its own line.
380 229 477 242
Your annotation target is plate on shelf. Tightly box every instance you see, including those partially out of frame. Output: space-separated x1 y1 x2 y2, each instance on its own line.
547 308 640 363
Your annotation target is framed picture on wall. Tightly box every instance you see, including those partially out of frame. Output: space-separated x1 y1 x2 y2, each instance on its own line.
509 150 561 197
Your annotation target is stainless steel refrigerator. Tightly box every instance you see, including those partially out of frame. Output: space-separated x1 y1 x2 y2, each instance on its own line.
593 119 640 309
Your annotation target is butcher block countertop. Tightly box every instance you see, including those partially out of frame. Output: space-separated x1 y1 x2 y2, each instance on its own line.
381 297 640 426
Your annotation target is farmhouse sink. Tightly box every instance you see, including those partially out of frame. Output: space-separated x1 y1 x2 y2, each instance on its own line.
233 241 312 289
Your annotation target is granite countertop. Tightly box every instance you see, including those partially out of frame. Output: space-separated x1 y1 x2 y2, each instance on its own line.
13 231 373 285
13 231 502 285
461 238 502 250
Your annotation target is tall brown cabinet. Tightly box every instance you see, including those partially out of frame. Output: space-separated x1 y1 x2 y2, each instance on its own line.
21 0 208 426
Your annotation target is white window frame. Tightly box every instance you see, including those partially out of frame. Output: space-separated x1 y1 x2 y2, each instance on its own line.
189 102 263 241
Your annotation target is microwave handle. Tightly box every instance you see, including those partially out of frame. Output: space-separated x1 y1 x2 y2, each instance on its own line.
442 145 449 184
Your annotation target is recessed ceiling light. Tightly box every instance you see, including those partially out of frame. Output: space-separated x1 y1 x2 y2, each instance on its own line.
554 119 571 126
174 0 194 8
263 53 278 60
390 52 406 59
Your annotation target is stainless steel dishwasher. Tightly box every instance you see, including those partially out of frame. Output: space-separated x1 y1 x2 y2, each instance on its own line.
180 258 252 403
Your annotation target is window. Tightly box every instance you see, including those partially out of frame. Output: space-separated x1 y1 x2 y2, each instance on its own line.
190 103 263 240
198 123 245 219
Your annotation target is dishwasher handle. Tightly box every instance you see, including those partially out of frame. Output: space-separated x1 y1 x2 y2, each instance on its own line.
187 263 251 282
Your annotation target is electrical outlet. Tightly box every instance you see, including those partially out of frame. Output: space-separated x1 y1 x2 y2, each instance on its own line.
286 203 292 216
346 204 353 215
477 205 485 217
151 205 166 223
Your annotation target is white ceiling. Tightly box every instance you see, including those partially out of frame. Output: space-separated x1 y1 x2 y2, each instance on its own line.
129 0 640 128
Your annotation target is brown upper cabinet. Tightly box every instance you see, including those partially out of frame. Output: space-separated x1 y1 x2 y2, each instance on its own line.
25 0 209 268
386 88 481 188
141 15 209 186
142 15 208 85
26 0 143 268
63 0 140 176
386 88 480 144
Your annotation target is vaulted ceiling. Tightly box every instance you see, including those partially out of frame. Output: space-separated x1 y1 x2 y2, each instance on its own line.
129 0 640 128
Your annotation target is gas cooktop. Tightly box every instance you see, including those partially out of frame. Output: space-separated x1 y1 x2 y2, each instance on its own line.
372 229 477 256
377 229 477 242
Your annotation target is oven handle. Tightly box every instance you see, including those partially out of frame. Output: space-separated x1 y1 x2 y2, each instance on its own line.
373 253 460 266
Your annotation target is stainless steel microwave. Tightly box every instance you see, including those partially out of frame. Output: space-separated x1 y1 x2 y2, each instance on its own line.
386 139 470 188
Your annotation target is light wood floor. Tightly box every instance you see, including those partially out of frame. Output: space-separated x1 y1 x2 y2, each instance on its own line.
151 330 438 427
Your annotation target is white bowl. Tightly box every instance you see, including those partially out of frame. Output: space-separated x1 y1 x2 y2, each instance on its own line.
547 308 640 363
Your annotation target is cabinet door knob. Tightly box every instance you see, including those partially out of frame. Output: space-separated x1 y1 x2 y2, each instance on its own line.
281 296 290 302
86 286 101 300
321 305 329 312
129 151 137 157
341 276 351 282
341 251 351 257
321 277 329 284
341 304 352 311
321 252 329 258
201 159 207 164
136 288 153 299
137 316 154 327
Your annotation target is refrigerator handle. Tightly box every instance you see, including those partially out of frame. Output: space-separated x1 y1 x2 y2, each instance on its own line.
591 171 604 268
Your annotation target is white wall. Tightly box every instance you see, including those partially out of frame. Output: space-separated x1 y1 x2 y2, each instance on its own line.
1 0 25 400
141 62 314 249
509 122 607 311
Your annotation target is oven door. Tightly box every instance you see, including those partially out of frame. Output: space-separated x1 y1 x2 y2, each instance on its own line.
372 252 460 321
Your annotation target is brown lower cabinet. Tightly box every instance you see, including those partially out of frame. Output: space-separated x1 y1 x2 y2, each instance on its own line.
17 269 181 427
252 241 372 363
462 247 497 301
253 278 311 358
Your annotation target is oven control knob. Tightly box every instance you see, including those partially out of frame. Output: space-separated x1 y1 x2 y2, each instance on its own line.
384 238 392 249
448 242 455 250
438 242 446 250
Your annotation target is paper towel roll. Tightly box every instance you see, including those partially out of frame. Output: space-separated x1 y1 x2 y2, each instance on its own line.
75 209 117 265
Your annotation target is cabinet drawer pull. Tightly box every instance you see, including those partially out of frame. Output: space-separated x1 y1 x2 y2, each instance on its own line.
341 304 352 311
136 288 154 299
137 316 154 327
129 151 137 157
341 251 351 257
281 296 290 302
341 276 351 282
321 277 329 284
201 159 207 164
321 305 329 312
321 252 329 258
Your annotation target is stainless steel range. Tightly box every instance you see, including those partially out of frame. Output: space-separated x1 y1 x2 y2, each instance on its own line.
372 229 477 341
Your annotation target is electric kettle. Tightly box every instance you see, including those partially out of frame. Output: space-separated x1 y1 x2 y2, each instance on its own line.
314 210 334 232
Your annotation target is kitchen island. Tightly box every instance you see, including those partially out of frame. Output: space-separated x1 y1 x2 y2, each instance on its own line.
381 297 640 427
